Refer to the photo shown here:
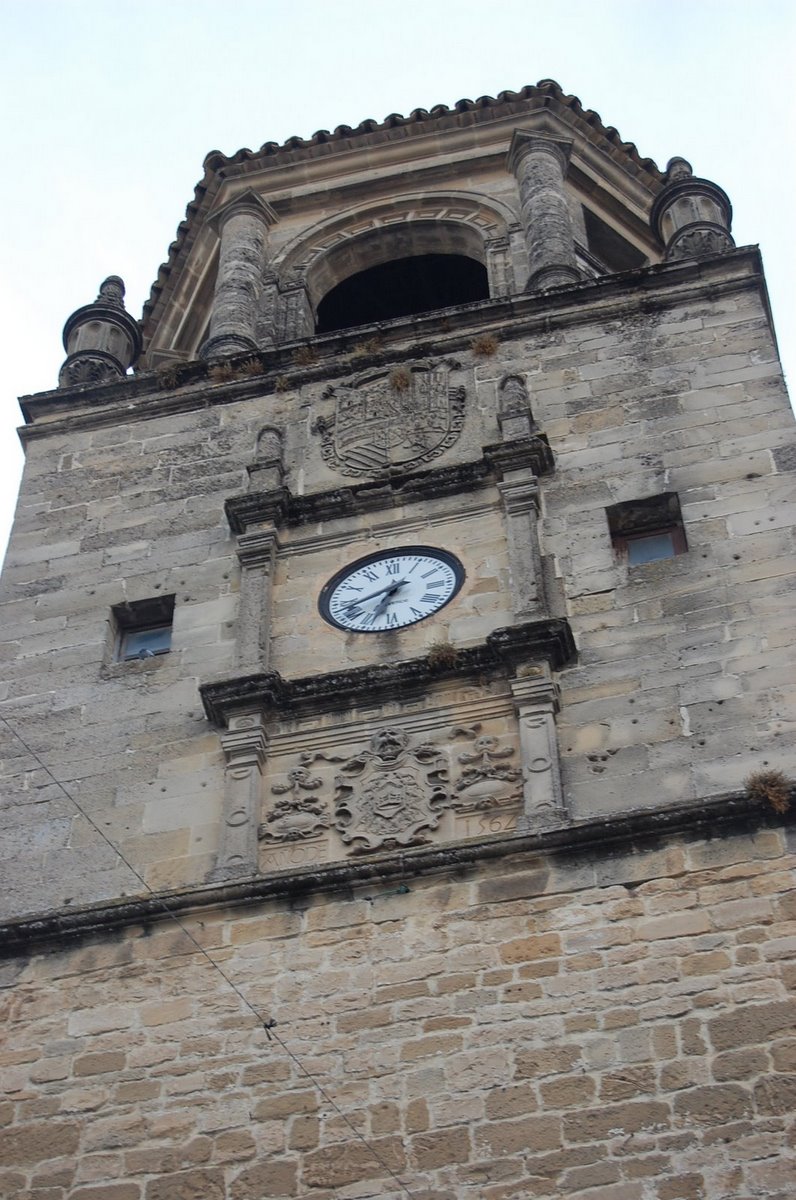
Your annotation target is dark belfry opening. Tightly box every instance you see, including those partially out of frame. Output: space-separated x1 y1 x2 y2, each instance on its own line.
316 253 489 334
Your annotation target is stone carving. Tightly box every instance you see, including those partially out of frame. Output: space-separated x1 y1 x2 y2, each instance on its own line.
314 363 465 476
333 727 449 853
97 276 125 307
451 724 522 811
499 375 531 418
668 227 734 261
259 766 330 843
59 355 123 388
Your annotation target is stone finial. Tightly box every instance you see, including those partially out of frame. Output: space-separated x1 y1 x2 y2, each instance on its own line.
58 276 142 389
651 163 734 262
665 157 693 183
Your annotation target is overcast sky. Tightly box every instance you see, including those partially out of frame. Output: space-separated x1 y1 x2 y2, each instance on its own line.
1 0 794 560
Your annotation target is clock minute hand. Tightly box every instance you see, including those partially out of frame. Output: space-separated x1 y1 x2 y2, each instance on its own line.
340 579 406 609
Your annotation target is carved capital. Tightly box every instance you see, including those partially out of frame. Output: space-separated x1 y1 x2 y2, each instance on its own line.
237 527 280 569
221 715 269 772
497 478 541 514
206 189 278 235
510 667 560 715
506 130 573 177
485 436 555 479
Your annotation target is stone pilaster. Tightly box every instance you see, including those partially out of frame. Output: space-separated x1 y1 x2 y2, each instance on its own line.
651 158 734 261
510 669 566 831
279 278 315 341
497 478 544 618
210 713 268 880
203 191 277 360
236 528 279 672
507 131 581 291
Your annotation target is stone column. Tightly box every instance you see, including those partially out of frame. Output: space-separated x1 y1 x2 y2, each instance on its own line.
651 158 735 261
210 713 268 880
203 191 277 360
507 131 581 291
237 528 279 672
511 668 566 831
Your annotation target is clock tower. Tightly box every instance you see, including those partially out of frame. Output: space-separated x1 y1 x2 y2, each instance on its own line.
1 83 794 1198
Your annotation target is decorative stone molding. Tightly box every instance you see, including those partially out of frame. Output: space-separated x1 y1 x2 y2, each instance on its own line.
209 713 269 881
507 131 582 291
224 436 555 535
200 618 576 726
511 668 566 831
58 276 142 389
651 158 734 262
4 792 790 953
202 191 278 359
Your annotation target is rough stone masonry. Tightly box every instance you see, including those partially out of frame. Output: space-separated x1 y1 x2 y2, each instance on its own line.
1 80 794 1198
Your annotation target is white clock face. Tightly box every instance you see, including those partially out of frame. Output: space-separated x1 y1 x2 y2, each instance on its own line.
319 546 465 633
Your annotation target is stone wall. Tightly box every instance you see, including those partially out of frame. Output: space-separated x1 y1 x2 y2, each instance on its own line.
2 818 794 1199
1 251 794 918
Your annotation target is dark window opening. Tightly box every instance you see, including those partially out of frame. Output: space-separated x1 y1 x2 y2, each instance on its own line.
583 208 647 274
607 493 687 565
112 595 175 662
316 254 489 334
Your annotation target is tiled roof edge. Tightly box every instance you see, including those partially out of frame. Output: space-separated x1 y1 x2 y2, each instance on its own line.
141 80 664 334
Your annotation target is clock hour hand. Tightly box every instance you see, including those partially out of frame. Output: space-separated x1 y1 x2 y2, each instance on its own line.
372 579 408 616
340 579 407 609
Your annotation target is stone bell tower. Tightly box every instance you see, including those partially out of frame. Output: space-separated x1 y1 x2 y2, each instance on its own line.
1 82 794 1199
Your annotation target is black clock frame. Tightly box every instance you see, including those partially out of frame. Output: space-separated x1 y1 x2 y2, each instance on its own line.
318 545 465 633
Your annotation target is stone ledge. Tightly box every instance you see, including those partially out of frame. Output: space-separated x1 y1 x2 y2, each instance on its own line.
199 619 576 726
18 249 768 438
1 790 791 957
225 437 554 534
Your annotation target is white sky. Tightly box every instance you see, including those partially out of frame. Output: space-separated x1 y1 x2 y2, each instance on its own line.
1 0 794 560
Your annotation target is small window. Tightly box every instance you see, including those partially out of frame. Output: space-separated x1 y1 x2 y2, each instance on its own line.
606 493 687 564
112 595 175 662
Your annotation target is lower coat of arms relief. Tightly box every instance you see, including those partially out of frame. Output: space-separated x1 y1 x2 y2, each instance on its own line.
258 723 527 870
313 361 466 476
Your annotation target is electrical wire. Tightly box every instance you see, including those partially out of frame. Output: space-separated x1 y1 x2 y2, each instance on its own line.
0 713 421 1200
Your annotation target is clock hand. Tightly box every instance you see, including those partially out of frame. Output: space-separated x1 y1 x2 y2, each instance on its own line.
340 579 407 609
372 579 411 617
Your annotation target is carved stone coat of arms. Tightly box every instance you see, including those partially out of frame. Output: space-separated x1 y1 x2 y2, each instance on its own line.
334 727 448 853
315 363 465 476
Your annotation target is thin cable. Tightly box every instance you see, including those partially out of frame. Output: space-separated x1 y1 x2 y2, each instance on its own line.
0 714 419 1200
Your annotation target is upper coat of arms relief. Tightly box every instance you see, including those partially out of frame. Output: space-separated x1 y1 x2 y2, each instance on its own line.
313 361 466 476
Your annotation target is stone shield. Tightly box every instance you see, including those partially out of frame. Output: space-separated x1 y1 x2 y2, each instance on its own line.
317 364 466 476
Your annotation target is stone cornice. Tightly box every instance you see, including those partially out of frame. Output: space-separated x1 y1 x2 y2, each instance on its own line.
199 619 577 727
19 250 769 439
1 790 790 957
224 437 554 534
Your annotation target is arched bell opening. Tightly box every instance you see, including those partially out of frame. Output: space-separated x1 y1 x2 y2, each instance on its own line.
307 219 492 336
316 253 489 334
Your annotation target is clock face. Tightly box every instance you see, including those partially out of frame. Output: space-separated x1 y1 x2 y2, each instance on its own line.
319 546 465 633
